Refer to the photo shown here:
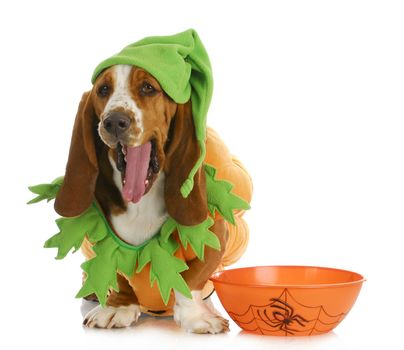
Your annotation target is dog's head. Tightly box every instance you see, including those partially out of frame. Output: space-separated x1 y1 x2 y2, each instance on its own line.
54 64 207 225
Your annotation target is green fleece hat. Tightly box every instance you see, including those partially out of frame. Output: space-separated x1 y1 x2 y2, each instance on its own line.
92 29 213 198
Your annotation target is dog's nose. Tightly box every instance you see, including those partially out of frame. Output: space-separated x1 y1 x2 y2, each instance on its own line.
103 112 131 137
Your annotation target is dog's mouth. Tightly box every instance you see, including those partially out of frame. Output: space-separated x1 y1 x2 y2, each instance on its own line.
116 140 160 203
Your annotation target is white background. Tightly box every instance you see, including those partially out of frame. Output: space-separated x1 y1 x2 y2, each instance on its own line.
1 0 403 349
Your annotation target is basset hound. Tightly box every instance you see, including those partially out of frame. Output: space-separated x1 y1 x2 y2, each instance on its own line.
54 64 252 333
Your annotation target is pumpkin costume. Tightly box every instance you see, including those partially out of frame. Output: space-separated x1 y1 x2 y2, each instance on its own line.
29 29 252 316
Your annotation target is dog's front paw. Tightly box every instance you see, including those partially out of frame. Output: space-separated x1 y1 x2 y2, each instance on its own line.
175 310 230 334
174 291 229 334
83 304 141 329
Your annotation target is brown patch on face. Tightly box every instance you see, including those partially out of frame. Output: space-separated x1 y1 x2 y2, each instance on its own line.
127 67 177 171
91 67 115 117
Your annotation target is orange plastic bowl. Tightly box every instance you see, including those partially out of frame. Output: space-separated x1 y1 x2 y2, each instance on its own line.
210 266 365 336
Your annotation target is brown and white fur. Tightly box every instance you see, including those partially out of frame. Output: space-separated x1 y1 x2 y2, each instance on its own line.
54 65 229 333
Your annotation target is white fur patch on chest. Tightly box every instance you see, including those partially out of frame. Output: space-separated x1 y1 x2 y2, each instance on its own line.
109 156 168 246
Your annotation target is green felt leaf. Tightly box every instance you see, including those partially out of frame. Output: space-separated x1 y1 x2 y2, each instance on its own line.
76 236 119 307
137 239 191 305
161 216 220 261
44 205 108 259
204 164 250 225
160 217 177 243
116 249 139 278
136 240 152 273
85 205 110 243
27 177 64 204
158 235 179 255
44 218 86 259
176 218 219 261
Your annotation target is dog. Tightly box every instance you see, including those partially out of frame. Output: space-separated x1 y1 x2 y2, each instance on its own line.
53 63 252 333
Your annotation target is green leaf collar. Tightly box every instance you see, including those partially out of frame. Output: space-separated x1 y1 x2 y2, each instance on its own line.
29 165 249 306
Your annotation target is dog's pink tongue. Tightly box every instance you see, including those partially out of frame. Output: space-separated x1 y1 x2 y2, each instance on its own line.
122 142 151 203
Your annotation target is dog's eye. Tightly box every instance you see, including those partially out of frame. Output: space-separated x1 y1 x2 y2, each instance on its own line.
97 84 110 97
140 82 156 96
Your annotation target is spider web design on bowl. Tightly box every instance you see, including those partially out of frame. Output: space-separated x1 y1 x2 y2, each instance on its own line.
227 288 346 335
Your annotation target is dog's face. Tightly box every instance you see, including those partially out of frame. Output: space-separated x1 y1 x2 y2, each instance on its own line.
93 65 176 149
55 64 208 224
91 65 177 203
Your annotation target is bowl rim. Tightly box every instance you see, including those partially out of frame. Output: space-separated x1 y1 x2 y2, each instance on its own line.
209 265 366 289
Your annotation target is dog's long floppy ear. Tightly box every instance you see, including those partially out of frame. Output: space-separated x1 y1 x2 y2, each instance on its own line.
54 91 99 217
164 101 208 226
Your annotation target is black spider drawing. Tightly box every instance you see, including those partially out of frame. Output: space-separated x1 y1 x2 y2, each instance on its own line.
228 289 346 335
257 298 309 335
